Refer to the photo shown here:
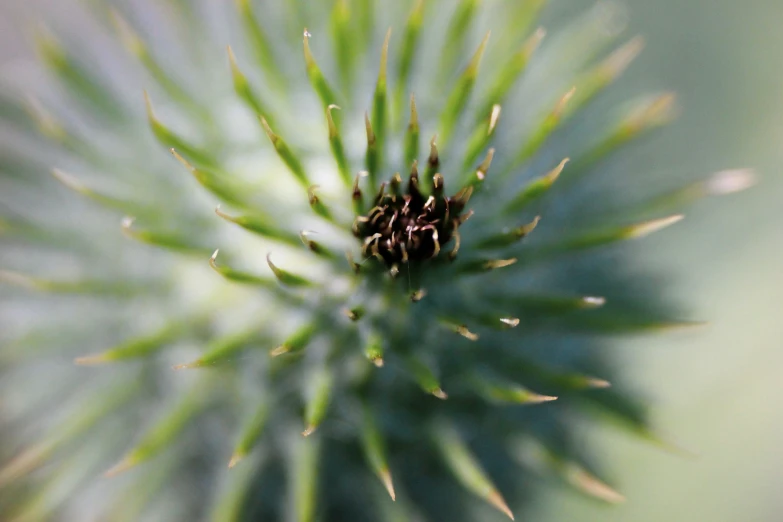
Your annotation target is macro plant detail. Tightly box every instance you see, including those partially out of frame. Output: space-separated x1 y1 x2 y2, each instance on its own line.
0 0 755 521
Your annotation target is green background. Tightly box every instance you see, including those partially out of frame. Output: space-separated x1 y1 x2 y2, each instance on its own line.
539 0 783 521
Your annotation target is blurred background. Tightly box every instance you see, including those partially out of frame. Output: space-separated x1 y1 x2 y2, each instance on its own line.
536 1 783 521
0 0 781 521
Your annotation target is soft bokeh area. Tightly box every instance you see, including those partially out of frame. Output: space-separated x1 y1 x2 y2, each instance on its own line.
537 0 783 521
0 0 780 521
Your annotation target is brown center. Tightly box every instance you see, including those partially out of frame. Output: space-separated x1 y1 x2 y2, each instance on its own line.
353 165 474 270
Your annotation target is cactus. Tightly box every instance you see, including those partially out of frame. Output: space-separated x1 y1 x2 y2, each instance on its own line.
0 1 754 521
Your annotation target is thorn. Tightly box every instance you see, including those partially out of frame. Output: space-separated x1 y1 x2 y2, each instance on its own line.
270 344 290 357
515 216 541 239
374 182 387 205
265 253 311 287
389 172 402 194
432 388 448 400
104 456 135 478
0 445 47 487
527 393 558 404
379 28 391 83
121 216 136 232
554 87 576 118
484 258 517 270
74 353 109 366
266 253 279 273
380 468 396 501
488 105 501 135
476 148 495 180
661 320 710 332
627 93 679 130
307 185 321 206
499 317 520 328
410 289 427 302
172 361 200 371
705 169 757 195
110 9 145 56
228 453 243 469
466 31 492 77
226 43 238 68
409 93 419 130
581 296 606 308
428 135 439 168
410 159 419 180
433 173 444 191
525 27 547 56
170 148 195 172
302 425 316 437
454 185 474 205
342 307 364 321
142 89 154 118
603 36 645 79
626 214 684 239
0 270 39 291
208 249 220 270
449 225 461 261
586 377 612 389
455 325 479 341
458 209 475 225
488 490 515 520
545 157 569 183
346 251 361 274
25 95 66 141
430 228 440 258
326 104 341 137
400 243 409 264
361 232 381 257
259 116 278 144
568 466 626 504
215 206 246 230
51 167 85 192
365 111 375 145
372 357 384 368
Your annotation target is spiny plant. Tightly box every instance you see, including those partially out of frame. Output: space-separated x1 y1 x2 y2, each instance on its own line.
0 0 754 521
